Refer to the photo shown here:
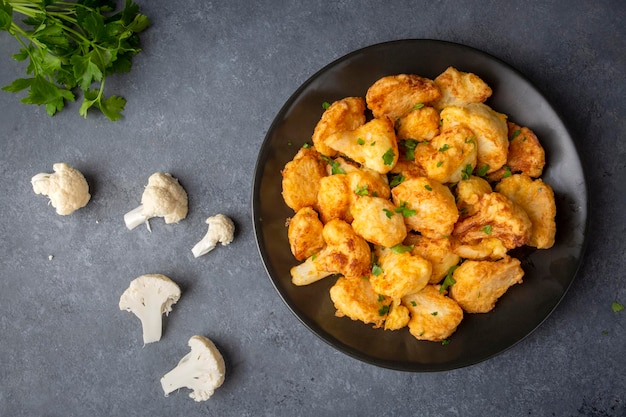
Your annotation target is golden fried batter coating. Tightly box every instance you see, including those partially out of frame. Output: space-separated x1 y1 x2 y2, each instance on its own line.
345 169 391 200
488 122 546 181
312 97 366 157
384 299 410 330
351 197 407 247
453 192 532 249
369 246 431 299
389 158 427 179
391 177 459 239
402 285 464 342
453 237 508 260
325 117 399 174
413 125 478 183
440 103 508 173
281 146 327 212
455 175 492 217
290 219 372 286
366 74 441 120
395 106 441 141
495 174 556 249
404 233 460 284
449 257 524 313
431 66 493 110
316 174 352 224
330 276 391 329
288 207 325 261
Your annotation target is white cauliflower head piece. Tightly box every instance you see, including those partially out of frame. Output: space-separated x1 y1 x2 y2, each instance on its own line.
31 162 91 215
119 274 181 344
160 335 226 402
191 214 235 258
124 172 188 230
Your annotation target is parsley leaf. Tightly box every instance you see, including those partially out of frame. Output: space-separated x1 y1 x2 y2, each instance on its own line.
476 164 490 177
438 144 450 152
612 301 624 313
382 148 395 166
394 201 416 217
389 174 405 188
321 156 346 175
372 264 383 276
481 225 493 235
390 244 413 254
399 139 418 160
322 101 331 109
355 185 369 196
439 265 458 293
461 164 473 180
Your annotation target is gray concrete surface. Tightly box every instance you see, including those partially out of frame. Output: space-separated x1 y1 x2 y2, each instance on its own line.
0 1 624 416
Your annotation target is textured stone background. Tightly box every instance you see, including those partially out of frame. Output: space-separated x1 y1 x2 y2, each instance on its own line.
0 1 624 416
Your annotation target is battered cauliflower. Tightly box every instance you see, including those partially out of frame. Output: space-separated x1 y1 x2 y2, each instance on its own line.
31 162 90 215
453 237 508 261
395 105 441 141
281 146 327 212
316 174 352 224
495 174 556 249
431 66 493 110
402 285 464 342
366 74 441 119
488 122 546 181
449 257 524 313
312 97 366 157
404 233 460 284
325 117 398 174
369 246 431 299
287 207 325 261
351 196 407 247
290 219 371 286
440 103 509 174
391 177 459 239
329 276 391 329
384 299 410 331
455 175 492 217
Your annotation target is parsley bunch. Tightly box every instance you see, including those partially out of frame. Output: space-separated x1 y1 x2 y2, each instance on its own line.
0 0 150 120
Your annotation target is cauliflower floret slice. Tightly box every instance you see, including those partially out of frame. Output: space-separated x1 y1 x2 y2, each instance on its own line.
31 162 90 215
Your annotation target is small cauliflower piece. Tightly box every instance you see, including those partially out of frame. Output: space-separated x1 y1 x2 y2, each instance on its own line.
124 172 188 231
366 74 441 119
192 214 235 258
440 103 509 174
495 174 556 249
431 66 493 110
31 162 90 215
449 257 524 313
119 274 181 344
316 173 352 224
161 335 225 402
455 175 492 217
325 117 399 174
384 299 410 331
395 106 441 141
312 97 366 157
287 207 325 261
404 233 460 284
281 146 328 212
453 237 508 261
488 122 546 181
370 246 431 299
351 196 407 247
329 276 391 329
402 285 464 342
290 219 371 286
391 177 459 239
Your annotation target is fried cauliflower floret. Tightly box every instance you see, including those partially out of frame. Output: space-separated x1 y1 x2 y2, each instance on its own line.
389 157 427 180
391 177 459 239
325 117 398 174
402 285 464 342
281 146 327 212
351 197 407 247
449 257 524 313
431 66 493 110
404 234 460 284
316 174 352 223
440 103 508 173
453 237 508 260
290 219 371 286
384 299 410 330
345 169 391 200
312 97 367 157
330 276 391 329
495 174 556 249
366 74 441 120
453 192 532 249
413 125 478 183
395 106 441 141
369 246 431 299
455 175 492 217
287 207 325 261
488 122 546 181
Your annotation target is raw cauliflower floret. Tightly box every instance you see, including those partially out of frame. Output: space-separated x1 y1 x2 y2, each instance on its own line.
31 162 90 215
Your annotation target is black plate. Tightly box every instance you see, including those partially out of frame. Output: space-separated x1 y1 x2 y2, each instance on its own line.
252 39 588 371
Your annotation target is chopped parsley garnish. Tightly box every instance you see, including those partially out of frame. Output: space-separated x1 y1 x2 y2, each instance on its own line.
383 208 394 219
431 311 438 316
438 144 450 152
302 142 311 148
357 138 365 145
400 139 419 160
372 264 383 276
481 225 493 235
391 244 414 254
322 101 331 110
510 129 521 140
612 301 624 313
389 174 405 187
320 155 346 175
378 304 390 316
461 164 473 180
410 301 417 307
503 165 512 178
395 202 416 217
412 103 425 110
439 265 458 293
355 185 369 196
424 184 433 191
441 339 450 345
436 161 444 167
382 148 395 166
465 136 476 146
476 164 490 177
